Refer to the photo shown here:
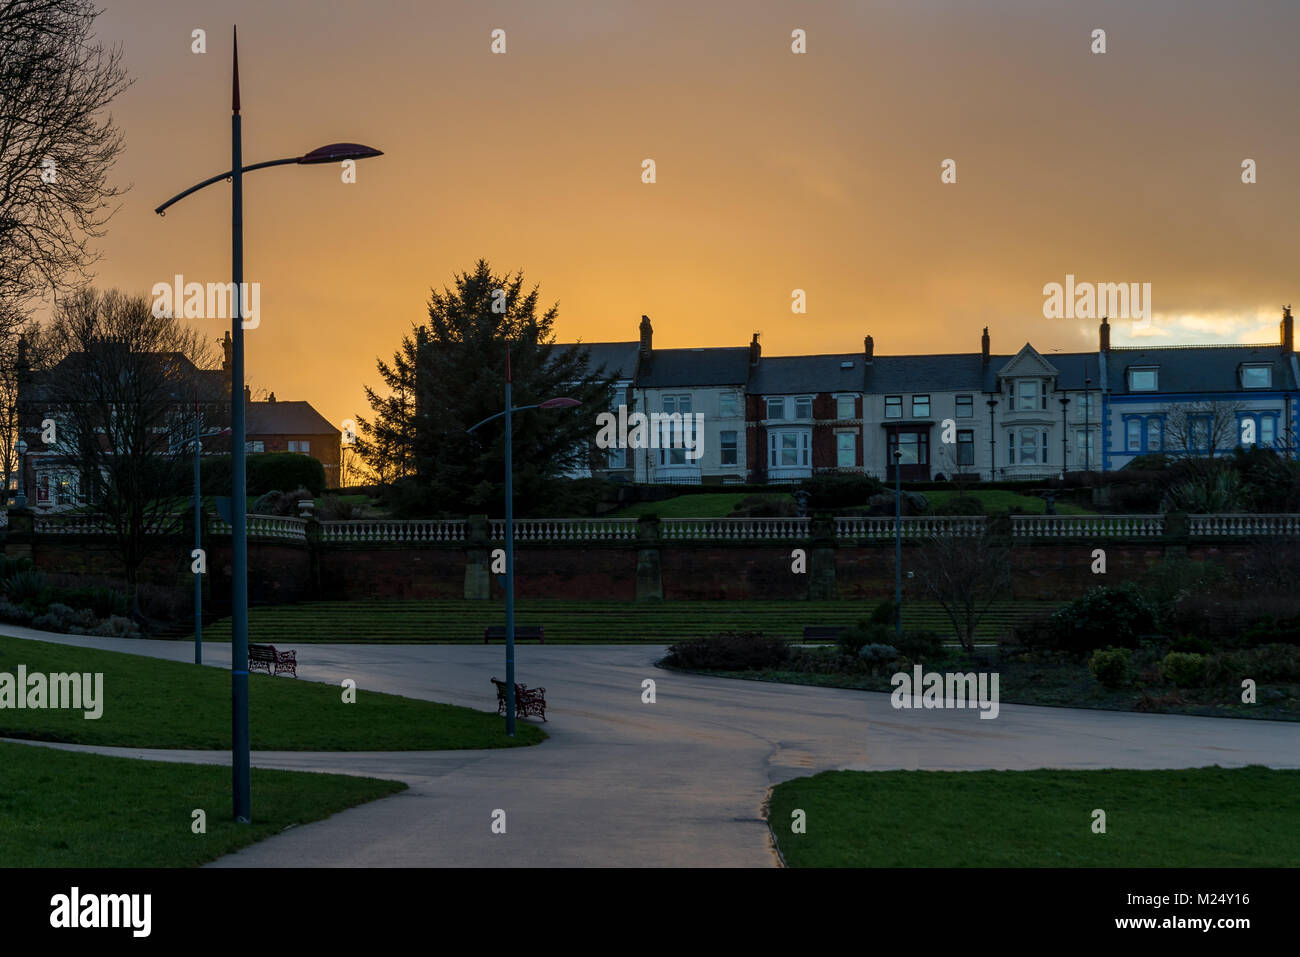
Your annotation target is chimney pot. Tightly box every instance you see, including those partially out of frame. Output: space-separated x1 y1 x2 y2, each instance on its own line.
864 335 874 363
1281 304 1293 352
749 331 761 366
981 327 990 364
1100 316 1111 354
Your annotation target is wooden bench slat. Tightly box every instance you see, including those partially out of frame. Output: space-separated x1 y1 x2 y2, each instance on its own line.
490 677 547 721
248 642 297 678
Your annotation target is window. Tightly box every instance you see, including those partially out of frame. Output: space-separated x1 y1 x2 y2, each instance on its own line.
1077 393 1099 418
1042 430 1050 465
607 446 627 469
1241 365 1272 389
912 394 930 418
955 395 973 418
885 396 902 418
720 431 738 466
1126 418 1142 451
1193 416 1211 451
1145 417 1162 451
288 440 310 453
1016 380 1038 411
663 394 691 414
245 440 264 453
719 392 739 417
1239 413 1279 448
766 397 786 420
956 429 974 466
836 432 856 468
836 395 856 419
1018 428 1038 464
769 431 810 468
794 396 813 420
1076 429 1095 462
1261 416 1277 447
660 446 687 467
1007 430 1014 463
1129 368 1158 392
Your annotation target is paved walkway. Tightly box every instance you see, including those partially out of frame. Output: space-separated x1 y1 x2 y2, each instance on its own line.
5 627 1299 866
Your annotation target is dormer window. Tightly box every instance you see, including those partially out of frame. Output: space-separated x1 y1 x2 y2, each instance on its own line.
1129 367 1158 392
1015 380 1040 411
1241 364 1272 389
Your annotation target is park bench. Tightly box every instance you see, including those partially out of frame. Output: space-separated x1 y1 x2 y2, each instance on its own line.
248 643 297 678
491 677 547 722
483 625 545 644
802 625 845 643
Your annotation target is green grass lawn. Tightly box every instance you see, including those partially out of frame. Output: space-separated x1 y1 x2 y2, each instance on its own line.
0 635 545 749
922 489 1094 514
0 740 405 866
191 599 1058 644
769 766 1300 866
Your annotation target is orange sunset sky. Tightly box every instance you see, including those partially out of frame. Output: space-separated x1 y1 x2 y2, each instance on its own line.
54 0 1300 434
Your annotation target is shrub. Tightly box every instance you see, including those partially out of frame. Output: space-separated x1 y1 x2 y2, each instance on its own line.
3 569 49 608
1162 651 1206 687
896 630 944 662
0 597 34 625
838 619 892 657
1089 647 1132 688
203 452 326 496
798 474 884 511
1169 635 1213 655
31 603 96 633
1162 468 1246 513
1046 584 1158 655
88 615 140 638
251 487 314 517
1140 558 1228 628
0 556 33 582
1241 615 1300 648
663 632 791 671
858 643 899 675
49 586 129 619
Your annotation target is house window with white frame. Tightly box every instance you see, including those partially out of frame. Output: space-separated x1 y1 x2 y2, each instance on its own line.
1241 365 1272 389
288 440 310 453
836 431 856 468
835 395 856 419
794 396 813 419
766 397 786 421
719 392 739 417
663 394 691 414
720 431 738 466
768 431 810 468
884 395 902 418
1016 380 1039 411
1129 367 1158 392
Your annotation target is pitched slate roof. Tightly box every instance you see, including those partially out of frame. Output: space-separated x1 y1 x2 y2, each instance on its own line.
748 354 866 394
637 347 752 388
246 400 338 436
1104 344 1297 395
552 341 640 380
865 353 998 394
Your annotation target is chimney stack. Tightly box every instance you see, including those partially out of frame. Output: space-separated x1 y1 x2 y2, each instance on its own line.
981 327 990 365
749 331 761 367
864 335 874 363
1282 304 1293 352
1099 316 1111 353
268 392 276 403
638 315 653 361
243 384 251 404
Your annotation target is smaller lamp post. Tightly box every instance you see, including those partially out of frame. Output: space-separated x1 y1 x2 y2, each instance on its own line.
986 398 998 482
1059 395 1070 480
465 356 581 737
14 439 27 507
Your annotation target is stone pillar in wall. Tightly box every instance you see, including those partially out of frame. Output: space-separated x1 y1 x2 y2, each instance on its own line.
1162 510 1188 560
5 507 33 560
808 513 837 599
304 513 323 599
635 514 663 601
464 514 491 600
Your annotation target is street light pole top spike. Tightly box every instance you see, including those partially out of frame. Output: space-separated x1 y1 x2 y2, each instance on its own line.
232 25 240 114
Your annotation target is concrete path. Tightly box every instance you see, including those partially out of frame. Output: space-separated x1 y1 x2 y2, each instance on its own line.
5 626 1298 867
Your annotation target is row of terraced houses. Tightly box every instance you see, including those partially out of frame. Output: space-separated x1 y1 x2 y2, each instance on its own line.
566 308 1300 484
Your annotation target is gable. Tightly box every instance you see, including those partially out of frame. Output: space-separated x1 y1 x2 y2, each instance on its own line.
997 343 1059 379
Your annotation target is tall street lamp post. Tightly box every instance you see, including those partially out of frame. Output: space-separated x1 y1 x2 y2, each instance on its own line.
156 27 382 822
893 446 903 640
465 348 580 737
1059 395 1070 480
1084 377 1092 471
986 398 998 482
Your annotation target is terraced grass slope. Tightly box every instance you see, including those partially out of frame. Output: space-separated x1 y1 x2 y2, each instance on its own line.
192 599 1057 644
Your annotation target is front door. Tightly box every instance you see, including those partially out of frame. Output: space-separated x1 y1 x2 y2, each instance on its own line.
886 428 930 481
